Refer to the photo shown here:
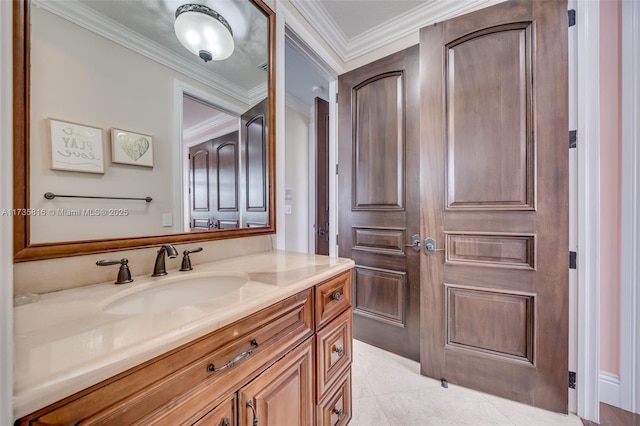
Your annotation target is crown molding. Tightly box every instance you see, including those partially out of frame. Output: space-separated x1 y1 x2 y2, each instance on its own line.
248 82 269 105
32 0 258 105
184 114 239 142
290 0 495 62
277 3 344 75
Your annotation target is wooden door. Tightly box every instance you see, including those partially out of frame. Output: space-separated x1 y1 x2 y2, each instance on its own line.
338 46 421 361
315 97 330 255
189 141 214 231
241 99 269 228
420 0 568 413
238 339 314 426
189 132 239 231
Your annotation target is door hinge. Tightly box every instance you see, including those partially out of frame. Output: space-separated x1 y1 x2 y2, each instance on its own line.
188 153 191 159
569 371 576 389
569 251 577 269
336 234 339 245
335 92 339 103
568 9 576 27
569 130 577 149
336 164 339 175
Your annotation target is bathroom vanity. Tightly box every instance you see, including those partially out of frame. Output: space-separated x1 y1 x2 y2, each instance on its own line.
14 252 354 425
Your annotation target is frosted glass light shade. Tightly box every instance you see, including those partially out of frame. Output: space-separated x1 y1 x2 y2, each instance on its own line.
175 4 234 62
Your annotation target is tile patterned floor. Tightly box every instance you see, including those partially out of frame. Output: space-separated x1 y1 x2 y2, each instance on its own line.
351 339 583 426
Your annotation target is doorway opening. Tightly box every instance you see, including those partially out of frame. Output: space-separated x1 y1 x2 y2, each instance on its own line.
283 28 335 254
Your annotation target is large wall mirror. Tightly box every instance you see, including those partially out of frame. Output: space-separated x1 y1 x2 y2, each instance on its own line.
13 0 275 261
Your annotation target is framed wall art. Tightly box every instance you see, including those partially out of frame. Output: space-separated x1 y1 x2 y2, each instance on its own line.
111 128 154 167
48 118 105 173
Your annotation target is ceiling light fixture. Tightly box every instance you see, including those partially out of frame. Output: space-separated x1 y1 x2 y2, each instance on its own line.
174 4 234 63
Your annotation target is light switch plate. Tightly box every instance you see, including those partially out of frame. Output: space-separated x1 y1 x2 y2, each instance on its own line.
162 213 173 227
285 188 293 200
284 205 292 215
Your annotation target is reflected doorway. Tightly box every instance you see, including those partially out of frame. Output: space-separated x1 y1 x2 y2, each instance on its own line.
182 94 269 232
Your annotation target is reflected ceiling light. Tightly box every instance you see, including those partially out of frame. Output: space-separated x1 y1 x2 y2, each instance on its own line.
174 4 234 62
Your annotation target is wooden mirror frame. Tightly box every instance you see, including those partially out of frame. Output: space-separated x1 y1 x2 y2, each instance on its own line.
12 0 276 262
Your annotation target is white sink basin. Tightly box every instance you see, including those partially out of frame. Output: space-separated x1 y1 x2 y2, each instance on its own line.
103 275 248 315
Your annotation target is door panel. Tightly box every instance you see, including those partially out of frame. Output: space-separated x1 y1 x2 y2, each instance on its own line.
191 147 211 212
446 24 534 210
420 0 568 413
241 99 269 227
315 97 330 255
189 133 239 231
352 72 405 210
338 46 420 361
217 142 238 212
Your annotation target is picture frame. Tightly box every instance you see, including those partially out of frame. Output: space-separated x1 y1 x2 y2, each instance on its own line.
111 128 154 167
48 118 105 174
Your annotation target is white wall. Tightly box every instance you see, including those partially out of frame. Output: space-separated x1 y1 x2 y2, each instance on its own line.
284 105 310 252
29 8 246 243
0 1 13 423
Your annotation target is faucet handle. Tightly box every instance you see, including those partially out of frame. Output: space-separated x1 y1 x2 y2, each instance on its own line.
97 258 133 285
180 247 203 271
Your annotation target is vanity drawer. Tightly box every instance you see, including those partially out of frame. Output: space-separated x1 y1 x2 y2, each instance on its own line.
19 289 313 426
315 270 352 329
317 368 352 426
316 308 352 398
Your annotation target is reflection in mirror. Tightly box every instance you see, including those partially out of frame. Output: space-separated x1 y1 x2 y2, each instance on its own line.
14 0 275 260
183 94 268 232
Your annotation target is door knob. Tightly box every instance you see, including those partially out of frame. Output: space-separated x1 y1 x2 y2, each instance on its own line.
318 227 327 237
404 234 421 252
424 237 445 256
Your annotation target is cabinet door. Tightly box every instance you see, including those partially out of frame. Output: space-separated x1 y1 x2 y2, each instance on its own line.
238 339 314 426
193 395 236 426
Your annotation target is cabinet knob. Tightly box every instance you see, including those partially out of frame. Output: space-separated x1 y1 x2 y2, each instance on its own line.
334 346 345 357
331 292 341 301
333 407 344 420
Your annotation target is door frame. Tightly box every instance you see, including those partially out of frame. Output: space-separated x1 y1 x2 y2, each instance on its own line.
173 80 245 233
277 3 341 255
575 0 601 422
620 0 640 414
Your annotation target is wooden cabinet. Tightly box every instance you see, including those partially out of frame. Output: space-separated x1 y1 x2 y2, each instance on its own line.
17 270 353 426
193 396 235 426
238 339 314 426
317 371 352 426
315 272 353 425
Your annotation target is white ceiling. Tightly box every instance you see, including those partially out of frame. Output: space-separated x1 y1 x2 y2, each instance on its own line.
34 0 269 105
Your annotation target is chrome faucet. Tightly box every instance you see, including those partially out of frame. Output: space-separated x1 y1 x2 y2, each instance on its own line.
152 244 178 276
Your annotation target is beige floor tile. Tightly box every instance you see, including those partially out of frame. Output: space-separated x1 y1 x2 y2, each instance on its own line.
352 339 583 426
353 339 440 397
351 396 391 426
487 394 583 426
377 387 513 426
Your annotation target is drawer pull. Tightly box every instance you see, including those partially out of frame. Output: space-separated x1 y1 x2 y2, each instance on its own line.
207 339 258 373
247 400 259 426
333 407 344 420
334 346 345 357
221 419 230 426
331 292 342 301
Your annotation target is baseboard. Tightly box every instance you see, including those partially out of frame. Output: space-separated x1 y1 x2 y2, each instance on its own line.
600 371 621 408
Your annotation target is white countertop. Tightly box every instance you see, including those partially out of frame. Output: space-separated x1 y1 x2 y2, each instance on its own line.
13 250 354 420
